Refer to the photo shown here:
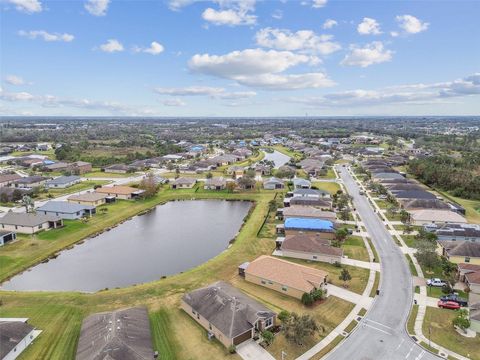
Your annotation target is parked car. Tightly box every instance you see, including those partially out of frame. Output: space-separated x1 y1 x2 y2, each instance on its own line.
439 294 468 307
427 278 447 287
359 191 365 195
437 300 460 310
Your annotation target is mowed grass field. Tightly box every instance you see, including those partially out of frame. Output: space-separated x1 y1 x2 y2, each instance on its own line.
0 181 362 360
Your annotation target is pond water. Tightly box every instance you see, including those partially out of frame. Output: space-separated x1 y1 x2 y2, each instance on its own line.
1 200 251 292
262 150 291 168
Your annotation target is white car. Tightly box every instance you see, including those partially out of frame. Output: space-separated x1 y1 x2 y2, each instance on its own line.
427 278 446 287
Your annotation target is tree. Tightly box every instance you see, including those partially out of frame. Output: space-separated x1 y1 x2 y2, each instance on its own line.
399 209 411 225
283 312 320 345
21 195 34 213
335 227 349 242
278 310 290 323
452 309 470 333
414 230 440 270
268 199 277 212
311 288 325 301
206 172 213 179
339 268 352 288
226 182 236 193
261 330 275 346
138 173 158 198
237 176 255 190
0 192 9 204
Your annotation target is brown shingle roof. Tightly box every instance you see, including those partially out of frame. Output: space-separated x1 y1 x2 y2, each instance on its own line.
281 234 343 257
440 241 480 258
68 192 108 202
246 255 328 293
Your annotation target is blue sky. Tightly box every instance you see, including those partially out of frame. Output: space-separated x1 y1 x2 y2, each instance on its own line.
1 0 479 116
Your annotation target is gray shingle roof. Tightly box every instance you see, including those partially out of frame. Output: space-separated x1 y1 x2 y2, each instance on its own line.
392 190 436 199
0 212 61 227
76 307 153 360
45 175 81 186
183 281 275 339
37 201 94 214
0 321 34 358
440 241 480 258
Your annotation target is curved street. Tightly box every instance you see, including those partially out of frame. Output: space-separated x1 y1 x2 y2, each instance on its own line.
326 165 439 360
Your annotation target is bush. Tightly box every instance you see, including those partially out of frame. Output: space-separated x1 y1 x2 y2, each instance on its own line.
228 345 236 354
278 310 290 322
311 289 325 301
301 292 314 306
261 330 274 346
333 261 342 268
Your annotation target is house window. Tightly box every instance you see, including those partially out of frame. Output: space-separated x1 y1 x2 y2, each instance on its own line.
261 280 267 285
312 255 318 260
197 313 200 319
282 286 288 292
192 310 196 315
209 323 212 330
265 318 273 328
465 257 470 263
39 224 43 229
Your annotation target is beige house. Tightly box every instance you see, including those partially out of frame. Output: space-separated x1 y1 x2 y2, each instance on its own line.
181 281 276 348
172 177 197 189
244 255 328 299
409 209 467 225
278 206 336 221
457 263 480 294
95 185 145 200
67 192 108 207
438 241 480 265
0 212 63 234
278 233 343 264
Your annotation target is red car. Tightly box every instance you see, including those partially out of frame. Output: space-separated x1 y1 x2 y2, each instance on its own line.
438 300 460 310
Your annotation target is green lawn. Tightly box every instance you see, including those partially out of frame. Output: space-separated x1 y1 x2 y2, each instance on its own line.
434 190 480 224
426 286 469 299
269 145 303 161
312 181 341 195
374 199 389 209
310 335 344 360
343 235 369 262
423 307 480 360
366 237 379 262
405 254 418 276
402 235 417 248
369 271 381 297
149 309 180 360
407 304 419 335
82 170 133 178
316 168 336 180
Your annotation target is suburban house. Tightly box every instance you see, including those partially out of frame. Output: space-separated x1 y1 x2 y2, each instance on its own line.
11 176 49 189
36 201 96 220
277 217 336 239
67 192 108 207
0 187 31 202
263 177 284 190
227 165 245 178
293 178 311 189
96 185 145 200
43 162 71 172
242 255 328 300
438 241 480 265
399 199 450 211
276 233 343 264
171 177 197 189
292 188 330 199
76 307 154 360
255 164 271 176
0 230 16 246
428 223 480 243
457 263 480 294
181 281 276 348
103 164 134 174
0 318 41 360
371 172 405 182
45 175 81 189
286 197 332 208
0 212 63 234
44 161 92 174
0 173 22 187
409 209 468 225
392 190 437 200
204 177 227 190
277 206 336 221
71 161 92 174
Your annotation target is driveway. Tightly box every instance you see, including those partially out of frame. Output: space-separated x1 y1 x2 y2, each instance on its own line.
236 340 276 360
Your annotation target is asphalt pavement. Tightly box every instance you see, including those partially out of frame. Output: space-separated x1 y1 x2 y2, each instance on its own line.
326 166 439 360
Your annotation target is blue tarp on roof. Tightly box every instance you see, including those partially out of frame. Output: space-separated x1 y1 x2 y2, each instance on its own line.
285 217 334 231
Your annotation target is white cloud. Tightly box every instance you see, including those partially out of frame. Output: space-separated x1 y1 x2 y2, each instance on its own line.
155 86 224 96
322 19 337 29
284 73 480 108
5 75 26 86
357 17 382 35
6 0 42 13
84 0 110 16
167 0 197 11
162 98 186 107
189 48 333 90
255 28 341 55
395 15 429 34
134 41 165 55
202 0 257 26
99 39 124 53
154 86 256 99
312 0 327 8
18 30 74 42
271 9 283 20
341 41 392 67
0 90 35 101
237 72 335 90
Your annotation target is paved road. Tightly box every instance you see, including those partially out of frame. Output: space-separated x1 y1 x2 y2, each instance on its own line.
327 166 438 360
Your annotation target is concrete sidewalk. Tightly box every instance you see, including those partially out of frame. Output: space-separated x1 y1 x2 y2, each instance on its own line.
341 258 380 271
327 284 373 309
414 293 439 308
